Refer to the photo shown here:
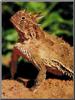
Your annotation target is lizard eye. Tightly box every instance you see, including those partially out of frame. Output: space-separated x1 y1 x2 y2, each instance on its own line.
22 16 25 20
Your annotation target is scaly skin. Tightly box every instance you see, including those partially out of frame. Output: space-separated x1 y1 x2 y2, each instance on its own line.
10 10 73 91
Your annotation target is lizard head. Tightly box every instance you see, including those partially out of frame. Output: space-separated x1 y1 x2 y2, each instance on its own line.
10 10 45 42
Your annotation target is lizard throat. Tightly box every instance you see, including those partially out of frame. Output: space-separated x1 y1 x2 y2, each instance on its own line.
16 28 29 42
18 32 29 42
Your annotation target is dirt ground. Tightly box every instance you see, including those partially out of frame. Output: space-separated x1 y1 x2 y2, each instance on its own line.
2 61 74 99
2 78 74 99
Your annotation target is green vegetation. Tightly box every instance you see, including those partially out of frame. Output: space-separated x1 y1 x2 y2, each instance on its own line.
2 2 73 67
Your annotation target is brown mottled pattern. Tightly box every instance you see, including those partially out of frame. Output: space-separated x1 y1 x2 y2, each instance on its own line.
10 10 73 91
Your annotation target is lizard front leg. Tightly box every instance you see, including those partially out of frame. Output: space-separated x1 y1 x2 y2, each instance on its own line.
10 42 27 79
31 63 46 92
10 45 20 79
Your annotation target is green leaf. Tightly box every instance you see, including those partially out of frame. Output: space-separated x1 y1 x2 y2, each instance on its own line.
41 12 63 28
4 29 18 42
27 2 46 11
52 29 72 36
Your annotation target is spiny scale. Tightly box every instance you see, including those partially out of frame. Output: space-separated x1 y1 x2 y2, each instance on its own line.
64 70 73 79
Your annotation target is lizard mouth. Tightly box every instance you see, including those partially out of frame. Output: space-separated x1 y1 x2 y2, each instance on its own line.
10 17 29 42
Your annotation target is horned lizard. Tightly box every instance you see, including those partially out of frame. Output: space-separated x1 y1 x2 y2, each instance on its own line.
10 10 74 91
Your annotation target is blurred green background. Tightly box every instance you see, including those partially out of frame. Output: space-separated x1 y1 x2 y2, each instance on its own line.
2 2 73 76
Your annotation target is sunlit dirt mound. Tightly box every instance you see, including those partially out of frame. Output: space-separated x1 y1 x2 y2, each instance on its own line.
2 79 74 99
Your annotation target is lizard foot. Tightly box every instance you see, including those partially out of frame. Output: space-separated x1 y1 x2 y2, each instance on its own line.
29 79 45 93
